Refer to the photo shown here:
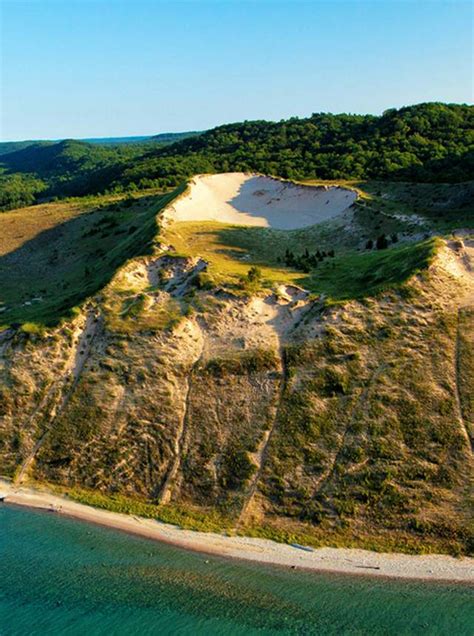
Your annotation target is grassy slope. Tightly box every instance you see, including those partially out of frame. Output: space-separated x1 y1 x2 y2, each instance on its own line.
256 290 473 555
0 189 179 328
164 220 437 300
133 179 472 555
458 308 474 446
43 280 473 556
362 181 474 231
304 179 474 232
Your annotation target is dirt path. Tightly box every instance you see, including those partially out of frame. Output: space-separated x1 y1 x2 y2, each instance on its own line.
157 330 204 504
234 296 321 525
454 307 474 454
236 347 288 525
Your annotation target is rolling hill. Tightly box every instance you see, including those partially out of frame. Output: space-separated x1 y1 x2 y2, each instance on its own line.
0 132 201 209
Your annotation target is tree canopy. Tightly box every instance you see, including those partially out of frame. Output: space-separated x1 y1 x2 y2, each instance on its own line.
1 103 472 210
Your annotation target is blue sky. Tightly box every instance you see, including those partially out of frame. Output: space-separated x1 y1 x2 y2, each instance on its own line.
1 0 472 140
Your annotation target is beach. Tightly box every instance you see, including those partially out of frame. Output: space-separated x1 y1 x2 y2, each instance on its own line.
1 479 472 583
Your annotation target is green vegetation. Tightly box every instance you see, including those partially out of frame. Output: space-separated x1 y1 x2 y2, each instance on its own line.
457 308 474 443
0 187 180 327
0 140 52 156
0 173 47 211
303 238 438 300
258 300 474 557
2 104 472 211
60 486 232 533
112 103 473 191
164 217 439 301
220 446 256 490
0 140 141 202
163 221 299 288
204 348 279 377
242 521 468 556
47 483 472 555
360 180 474 231
104 295 185 334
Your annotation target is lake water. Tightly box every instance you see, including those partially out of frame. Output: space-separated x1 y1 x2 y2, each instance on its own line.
0 505 472 635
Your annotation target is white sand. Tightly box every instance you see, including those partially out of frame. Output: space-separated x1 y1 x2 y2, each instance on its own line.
163 173 357 230
1 480 472 583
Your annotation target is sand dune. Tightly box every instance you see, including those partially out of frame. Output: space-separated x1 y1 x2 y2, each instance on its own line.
163 173 357 230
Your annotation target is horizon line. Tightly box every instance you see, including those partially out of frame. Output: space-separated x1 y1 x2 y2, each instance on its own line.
1 100 471 144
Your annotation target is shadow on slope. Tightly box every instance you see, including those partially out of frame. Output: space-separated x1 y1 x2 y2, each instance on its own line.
227 175 356 229
0 191 177 327
214 225 439 300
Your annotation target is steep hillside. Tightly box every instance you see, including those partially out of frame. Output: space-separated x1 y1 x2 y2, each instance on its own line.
0 175 472 555
0 131 200 155
0 140 140 204
0 136 199 211
0 188 180 326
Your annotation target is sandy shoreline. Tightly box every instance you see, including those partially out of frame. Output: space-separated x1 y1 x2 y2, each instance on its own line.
1 479 473 584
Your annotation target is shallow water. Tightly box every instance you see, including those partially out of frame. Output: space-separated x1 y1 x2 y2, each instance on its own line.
0 506 472 635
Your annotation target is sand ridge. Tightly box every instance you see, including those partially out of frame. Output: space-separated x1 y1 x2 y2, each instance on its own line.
163 173 357 230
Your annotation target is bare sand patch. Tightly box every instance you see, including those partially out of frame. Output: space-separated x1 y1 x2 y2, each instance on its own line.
163 173 357 230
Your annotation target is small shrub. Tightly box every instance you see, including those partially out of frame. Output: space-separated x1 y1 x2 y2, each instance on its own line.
322 367 349 396
220 447 256 490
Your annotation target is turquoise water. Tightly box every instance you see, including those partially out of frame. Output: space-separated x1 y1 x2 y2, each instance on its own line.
0 506 472 635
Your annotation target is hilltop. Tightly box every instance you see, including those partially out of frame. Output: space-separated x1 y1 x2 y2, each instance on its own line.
0 131 199 155
0 140 140 209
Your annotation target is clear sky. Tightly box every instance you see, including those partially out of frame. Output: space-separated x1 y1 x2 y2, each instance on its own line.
1 0 472 141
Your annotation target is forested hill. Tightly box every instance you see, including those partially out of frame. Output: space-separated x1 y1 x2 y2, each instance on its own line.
0 140 140 210
0 131 198 154
1 102 472 210
117 103 473 189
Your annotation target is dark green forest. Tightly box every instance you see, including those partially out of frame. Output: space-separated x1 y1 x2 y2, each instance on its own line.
0 140 145 209
1 102 472 211
119 102 473 188
0 132 199 210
